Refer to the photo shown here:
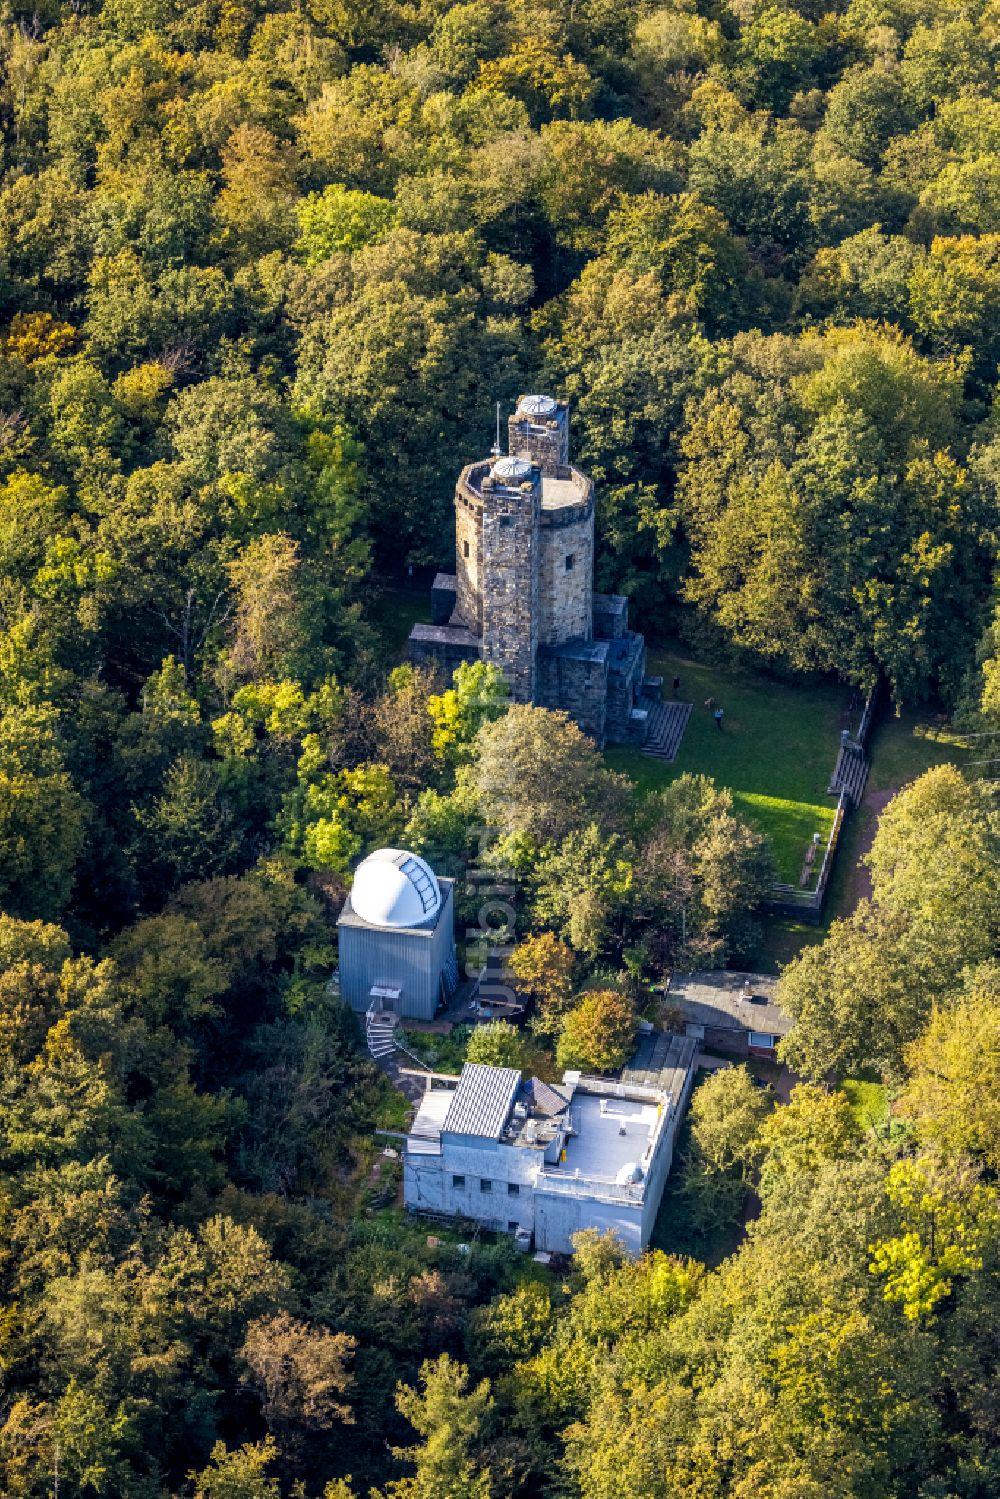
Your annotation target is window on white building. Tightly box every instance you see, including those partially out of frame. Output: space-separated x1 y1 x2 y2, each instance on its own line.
480 1178 492 1193
507 1183 519 1196
748 1031 778 1049
452 1174 465 1189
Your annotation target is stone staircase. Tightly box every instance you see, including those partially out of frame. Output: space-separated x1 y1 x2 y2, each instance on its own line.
828 742 869 806
641 700 693 763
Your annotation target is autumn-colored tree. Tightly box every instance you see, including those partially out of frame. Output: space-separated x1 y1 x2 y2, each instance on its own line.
555 989 637 1073
240 1312 355 1436
509 932 576 1038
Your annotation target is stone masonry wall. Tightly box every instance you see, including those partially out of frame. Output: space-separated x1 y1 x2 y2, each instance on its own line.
538 504 594 646
537 649 609 744
605 635 647 743
454 470 485 632
509 410 569 475
481 477 539 703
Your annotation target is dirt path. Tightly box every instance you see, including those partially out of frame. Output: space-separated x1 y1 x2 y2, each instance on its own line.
840 786 896 913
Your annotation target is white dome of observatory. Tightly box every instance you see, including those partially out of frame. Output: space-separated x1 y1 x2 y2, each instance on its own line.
349 848 442 929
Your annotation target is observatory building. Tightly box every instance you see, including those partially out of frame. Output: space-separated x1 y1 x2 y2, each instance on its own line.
408 394 650 747
403 1045 697 1257
337 848 457 1021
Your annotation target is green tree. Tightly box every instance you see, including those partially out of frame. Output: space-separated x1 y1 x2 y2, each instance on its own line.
427 661 509 764
676 1065 773 1240
0 706 87 921
471 705 629 846
189 1438 282 1499
900 966 1000 1167
533 824 633 957
387 1355 493 1499
465 1021 528 1070
756 1083 861 1197
297 185 397 265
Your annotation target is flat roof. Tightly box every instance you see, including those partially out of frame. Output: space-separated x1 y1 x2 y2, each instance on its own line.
667 971 791 1036
408 622 481 649
538 638 609 664
558 1092 659 1181
408 1086 454 1153
592 592 628 616
622 1031 698 1094
541 474 585 509
443 1063 521 1139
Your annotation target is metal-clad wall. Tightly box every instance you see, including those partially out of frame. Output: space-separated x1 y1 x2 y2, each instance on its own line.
339 882 455 1022
341 927 438 1019
429 883 455 1000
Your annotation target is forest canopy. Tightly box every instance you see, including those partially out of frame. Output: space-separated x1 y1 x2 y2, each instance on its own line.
1 0 1000 1495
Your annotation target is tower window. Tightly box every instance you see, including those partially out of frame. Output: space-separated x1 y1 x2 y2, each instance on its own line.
463 539 470 558
565 554 575 571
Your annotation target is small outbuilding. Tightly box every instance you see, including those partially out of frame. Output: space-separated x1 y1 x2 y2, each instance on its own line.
337 848 457 1021
666 970 791 1060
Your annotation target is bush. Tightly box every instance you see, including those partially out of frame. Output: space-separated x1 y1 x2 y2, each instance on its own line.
466 1020 528 1069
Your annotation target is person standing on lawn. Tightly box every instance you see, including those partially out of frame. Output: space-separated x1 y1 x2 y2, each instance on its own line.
714 706 724 730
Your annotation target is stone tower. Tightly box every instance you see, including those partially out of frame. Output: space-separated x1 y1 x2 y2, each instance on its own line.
508 392 569 475
479 456 540 702
408 394 648 745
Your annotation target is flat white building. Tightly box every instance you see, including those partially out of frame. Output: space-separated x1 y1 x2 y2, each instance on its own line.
403 1042 696 1257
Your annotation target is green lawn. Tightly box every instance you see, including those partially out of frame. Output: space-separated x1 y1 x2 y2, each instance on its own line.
608 644 846 886
838 1077 890 1134
754 703 973 968
369 579 431 663
865 707 970 793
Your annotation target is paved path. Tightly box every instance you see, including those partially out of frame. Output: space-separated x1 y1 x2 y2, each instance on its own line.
365 1010 429 1108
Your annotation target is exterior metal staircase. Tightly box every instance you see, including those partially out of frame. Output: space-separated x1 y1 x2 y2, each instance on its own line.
828 742 869 806
366 1006 399 1060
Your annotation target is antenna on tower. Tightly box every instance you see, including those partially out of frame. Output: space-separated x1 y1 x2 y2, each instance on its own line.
491 401 502 458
